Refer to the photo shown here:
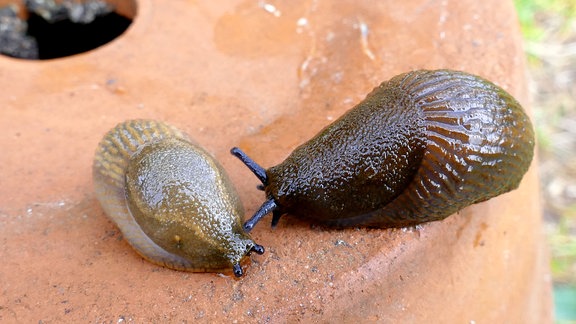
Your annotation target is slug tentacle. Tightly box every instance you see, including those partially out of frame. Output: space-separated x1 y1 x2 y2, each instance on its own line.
231 147 269 185
243 198 278 232
250 244 266 255
93 120 263 276
271 210 283 228
233 264 243 277
234 69 534 230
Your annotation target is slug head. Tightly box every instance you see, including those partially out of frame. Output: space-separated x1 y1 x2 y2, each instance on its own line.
127 139 263 276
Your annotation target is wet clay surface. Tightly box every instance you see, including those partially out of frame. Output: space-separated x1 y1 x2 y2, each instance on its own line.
0 0 551 322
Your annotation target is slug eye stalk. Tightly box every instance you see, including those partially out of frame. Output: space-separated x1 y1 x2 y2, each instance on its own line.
230 147 281 231
230 147 268 185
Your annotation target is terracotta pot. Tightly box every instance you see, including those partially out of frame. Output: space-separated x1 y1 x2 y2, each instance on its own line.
0 0 552 322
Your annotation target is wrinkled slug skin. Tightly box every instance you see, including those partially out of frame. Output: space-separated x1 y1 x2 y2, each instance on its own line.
93 120 261 275
266 70 535 227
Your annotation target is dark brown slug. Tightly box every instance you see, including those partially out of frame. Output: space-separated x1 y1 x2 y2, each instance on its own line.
232 69 535 231
93 120 263 277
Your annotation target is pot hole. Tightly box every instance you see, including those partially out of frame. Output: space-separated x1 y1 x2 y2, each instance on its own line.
0 0 136 60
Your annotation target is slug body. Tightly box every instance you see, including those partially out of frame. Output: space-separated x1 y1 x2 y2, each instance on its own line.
93 120 263 277
233 69 535 230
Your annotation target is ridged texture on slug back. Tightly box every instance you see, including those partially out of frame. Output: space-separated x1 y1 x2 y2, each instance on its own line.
265 70 535 227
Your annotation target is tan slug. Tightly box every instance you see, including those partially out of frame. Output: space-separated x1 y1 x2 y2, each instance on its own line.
93 120 263 277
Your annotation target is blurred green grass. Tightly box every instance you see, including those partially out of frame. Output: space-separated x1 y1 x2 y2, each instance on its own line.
514 0 576 321
516 0 576 41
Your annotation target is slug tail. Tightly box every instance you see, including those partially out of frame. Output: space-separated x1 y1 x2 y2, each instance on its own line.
230 147 268 185
244 199 277 232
